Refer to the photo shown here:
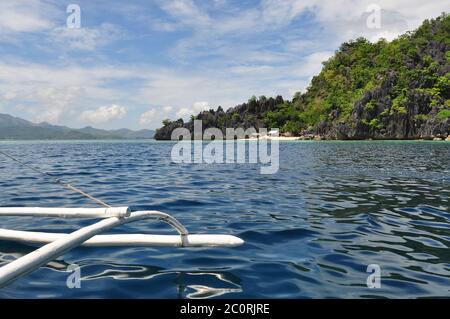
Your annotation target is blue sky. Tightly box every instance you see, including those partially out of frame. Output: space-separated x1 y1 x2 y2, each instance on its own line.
0 0 448 129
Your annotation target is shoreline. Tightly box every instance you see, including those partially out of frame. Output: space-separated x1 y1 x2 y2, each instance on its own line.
237 135 450 142
1 137 449 142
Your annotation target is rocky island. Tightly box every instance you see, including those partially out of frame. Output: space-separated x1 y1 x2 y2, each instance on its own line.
155 14 450 141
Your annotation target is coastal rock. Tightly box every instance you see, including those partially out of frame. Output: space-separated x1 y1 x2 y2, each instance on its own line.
154 119 185 140
154 96 283 140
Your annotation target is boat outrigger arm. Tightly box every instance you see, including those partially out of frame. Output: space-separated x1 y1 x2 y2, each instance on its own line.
0 206 244 287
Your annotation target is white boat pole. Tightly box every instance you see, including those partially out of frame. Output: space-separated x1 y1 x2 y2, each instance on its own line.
0 210 243 287
0 229 244 248
0 207 130 218
0 216 121 287
0 211 184 287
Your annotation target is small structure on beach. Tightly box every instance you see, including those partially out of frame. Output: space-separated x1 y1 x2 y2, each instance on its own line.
268 129 279 137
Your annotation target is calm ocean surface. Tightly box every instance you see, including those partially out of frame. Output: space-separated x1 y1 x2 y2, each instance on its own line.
0 140 449 298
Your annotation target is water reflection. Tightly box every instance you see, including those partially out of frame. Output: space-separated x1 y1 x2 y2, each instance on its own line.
0 247 243 299
79 262 243 299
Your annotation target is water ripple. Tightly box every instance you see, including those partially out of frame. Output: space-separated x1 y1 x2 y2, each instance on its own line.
0 140 449 298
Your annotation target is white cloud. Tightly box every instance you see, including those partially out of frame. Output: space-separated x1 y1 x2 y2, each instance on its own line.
157 0 448 63
260 0 449 43
368 30 404 42
139 106 174 126
163 106 173 113
48 23 122 51
0 58 295 128
194 101 209 109
80 104 127 124
261 0 310 27
0 0 55 33
0 2 122 51
151 20 179 32
0 61 141 123
157 0 211 28
33 86 83 123
175 109 192 119
139 109 157 125
2 91 17 100
176 101 210 119
298 51 334 77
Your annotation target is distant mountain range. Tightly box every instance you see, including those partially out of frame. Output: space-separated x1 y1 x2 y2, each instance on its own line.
0 113 154 140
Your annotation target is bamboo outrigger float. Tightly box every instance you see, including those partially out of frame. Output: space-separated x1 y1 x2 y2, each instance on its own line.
0 206 244 287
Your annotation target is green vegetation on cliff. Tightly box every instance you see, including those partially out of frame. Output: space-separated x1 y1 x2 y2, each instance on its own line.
264 13 449 136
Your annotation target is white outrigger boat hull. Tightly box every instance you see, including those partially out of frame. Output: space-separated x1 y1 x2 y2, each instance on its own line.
0 207 244 287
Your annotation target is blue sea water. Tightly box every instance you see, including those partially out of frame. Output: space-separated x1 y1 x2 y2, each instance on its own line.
0 140 449 299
